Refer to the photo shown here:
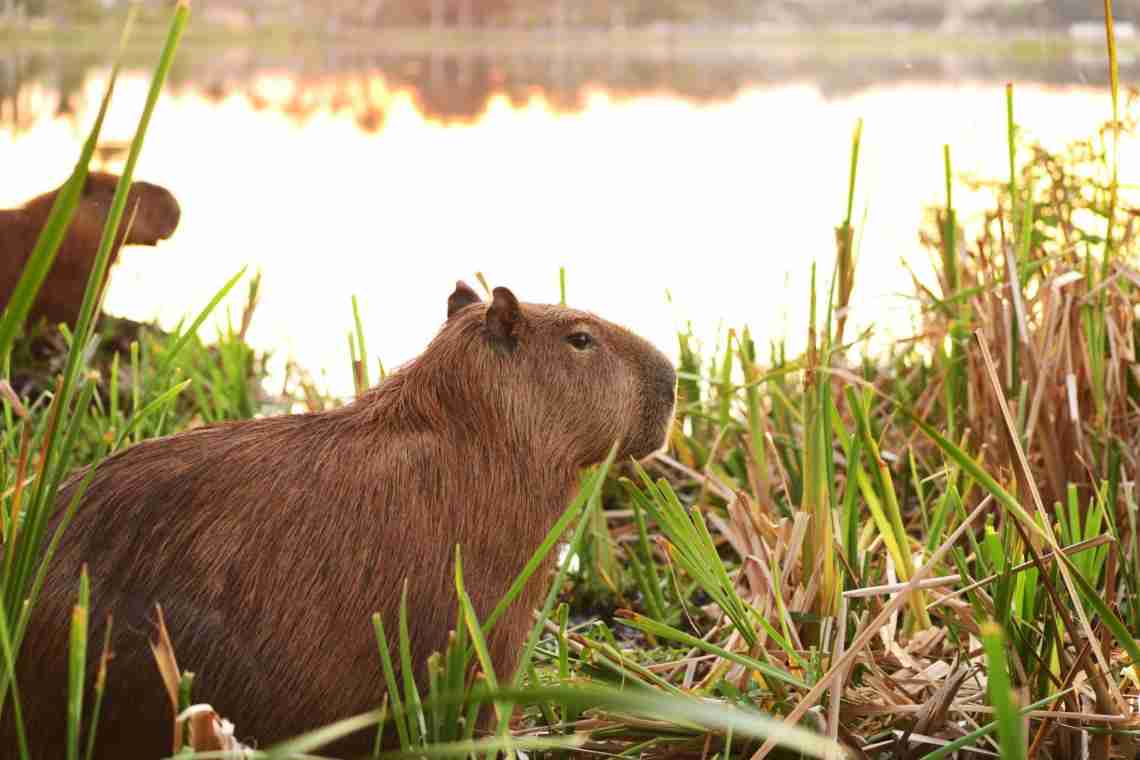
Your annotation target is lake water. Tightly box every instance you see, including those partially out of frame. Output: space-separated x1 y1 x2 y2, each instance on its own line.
1 45 1135 397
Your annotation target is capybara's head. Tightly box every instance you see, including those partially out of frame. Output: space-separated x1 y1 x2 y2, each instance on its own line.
76 171 181 245
434 281 676 466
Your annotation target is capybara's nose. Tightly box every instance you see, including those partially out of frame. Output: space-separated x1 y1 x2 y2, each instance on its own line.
135 182 181 241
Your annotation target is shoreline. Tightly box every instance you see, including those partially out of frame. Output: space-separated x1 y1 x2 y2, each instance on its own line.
0 21 1136 60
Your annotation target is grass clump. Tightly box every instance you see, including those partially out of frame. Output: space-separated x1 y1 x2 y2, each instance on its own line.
0 5 281 758
560 93 1140 760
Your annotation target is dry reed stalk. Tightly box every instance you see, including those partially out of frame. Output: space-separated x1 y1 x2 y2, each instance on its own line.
749 497 994 760
974 331 1127 713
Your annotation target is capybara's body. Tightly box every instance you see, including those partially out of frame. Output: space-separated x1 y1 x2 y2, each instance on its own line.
8 283 676 758
0 171 181 328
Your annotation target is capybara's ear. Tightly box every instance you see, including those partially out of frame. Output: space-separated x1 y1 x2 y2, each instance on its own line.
486 286 521 345
447 280 482 320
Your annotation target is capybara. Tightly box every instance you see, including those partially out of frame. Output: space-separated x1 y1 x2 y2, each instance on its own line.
0 171 181 329
8 281 676 758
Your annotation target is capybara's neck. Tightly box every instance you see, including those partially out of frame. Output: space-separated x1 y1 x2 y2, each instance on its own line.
331 352 583 603
345 356 582 510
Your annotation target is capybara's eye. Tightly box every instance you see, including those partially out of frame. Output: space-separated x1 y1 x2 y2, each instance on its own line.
566 332 594 351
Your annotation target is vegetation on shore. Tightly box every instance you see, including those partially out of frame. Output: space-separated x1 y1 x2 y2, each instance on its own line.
3 3 1140 759
3 13 1140 61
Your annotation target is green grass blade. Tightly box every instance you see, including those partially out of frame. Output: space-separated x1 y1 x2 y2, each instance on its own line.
157 267 247 376
352 295 370 390
0 601 30 760
397 581 426 746
981 622 1026 760
453 548 513 760
482 478 594 634
62 1 189 404
616 611 806 690
372 613 411 751
510 443 619 687
111 379 191 451
83 617 114 760
66 568 90 760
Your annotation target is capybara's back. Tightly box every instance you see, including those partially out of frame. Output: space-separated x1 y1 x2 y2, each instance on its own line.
8 282 676 758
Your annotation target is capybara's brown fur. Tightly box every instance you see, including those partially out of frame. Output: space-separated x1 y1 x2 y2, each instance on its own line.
8 282 676 758
0 171 181 328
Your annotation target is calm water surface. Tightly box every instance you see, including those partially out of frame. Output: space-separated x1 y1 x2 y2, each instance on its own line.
1 50 1134 396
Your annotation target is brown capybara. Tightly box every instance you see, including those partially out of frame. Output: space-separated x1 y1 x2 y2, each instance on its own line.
8 281 676 758
0 171 181 329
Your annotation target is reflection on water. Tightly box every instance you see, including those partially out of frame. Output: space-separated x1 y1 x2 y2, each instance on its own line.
0 48 1134 397
2 45 1134 133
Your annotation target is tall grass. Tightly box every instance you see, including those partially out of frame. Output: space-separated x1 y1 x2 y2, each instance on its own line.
0 12 172 749
513 12 1135 759
0 4 266 758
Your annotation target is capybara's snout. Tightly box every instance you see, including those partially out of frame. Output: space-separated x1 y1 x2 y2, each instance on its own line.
126 181 181 245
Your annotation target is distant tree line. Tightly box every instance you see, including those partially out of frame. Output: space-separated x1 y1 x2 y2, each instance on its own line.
298 0 1138 29
1 0 1133 29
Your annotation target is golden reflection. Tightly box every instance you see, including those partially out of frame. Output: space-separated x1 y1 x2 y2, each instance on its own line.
0 71 1132 398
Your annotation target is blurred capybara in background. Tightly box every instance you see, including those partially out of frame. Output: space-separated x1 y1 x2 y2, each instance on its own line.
0 171 181 329
9 281 676 758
